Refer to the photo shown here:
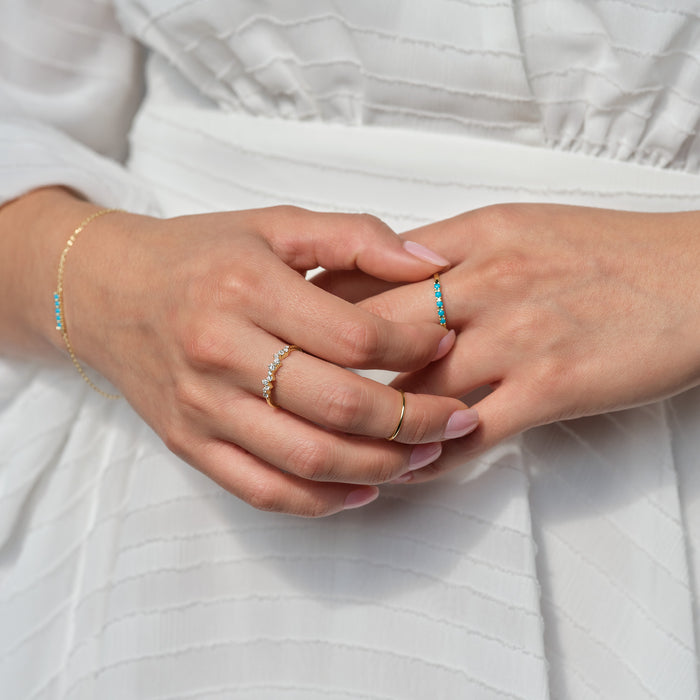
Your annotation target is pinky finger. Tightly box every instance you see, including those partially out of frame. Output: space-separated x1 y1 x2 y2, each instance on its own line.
200 439 380 517
392 382 534 484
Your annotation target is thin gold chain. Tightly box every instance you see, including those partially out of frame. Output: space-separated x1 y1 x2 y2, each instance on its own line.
54 208 122 400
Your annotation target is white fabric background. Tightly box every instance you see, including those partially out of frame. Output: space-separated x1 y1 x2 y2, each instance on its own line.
2 1 700 698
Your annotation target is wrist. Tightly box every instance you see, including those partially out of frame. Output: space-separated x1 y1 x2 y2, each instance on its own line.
0 187 115 358
651 211 700 391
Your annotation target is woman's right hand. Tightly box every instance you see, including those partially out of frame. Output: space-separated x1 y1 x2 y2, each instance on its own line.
22 191 478 516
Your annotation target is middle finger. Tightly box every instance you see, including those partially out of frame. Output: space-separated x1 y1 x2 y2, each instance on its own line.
207 389 446 485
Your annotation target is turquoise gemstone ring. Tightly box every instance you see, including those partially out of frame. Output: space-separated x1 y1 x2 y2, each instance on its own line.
433 273 448 328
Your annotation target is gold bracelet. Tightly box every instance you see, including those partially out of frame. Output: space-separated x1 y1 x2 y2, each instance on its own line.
54 208 122 399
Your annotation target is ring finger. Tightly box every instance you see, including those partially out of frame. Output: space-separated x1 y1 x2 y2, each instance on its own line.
242 330 475 444
357 270 473 332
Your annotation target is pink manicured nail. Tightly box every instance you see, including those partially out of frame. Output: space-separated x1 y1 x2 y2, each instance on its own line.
344 487 379 510
443 409 479 440
432 329 456 361
409 442 442 470
389 472 414 485
389 443 442 484
403 240 450 267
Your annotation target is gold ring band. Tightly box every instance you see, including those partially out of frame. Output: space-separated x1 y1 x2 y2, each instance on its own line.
263 344 301 407
387 390 406 441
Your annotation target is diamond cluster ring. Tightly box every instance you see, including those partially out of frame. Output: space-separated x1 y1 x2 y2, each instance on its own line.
263 344 302 407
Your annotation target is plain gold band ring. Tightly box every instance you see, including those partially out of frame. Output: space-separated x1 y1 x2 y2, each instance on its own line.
387 390 406 441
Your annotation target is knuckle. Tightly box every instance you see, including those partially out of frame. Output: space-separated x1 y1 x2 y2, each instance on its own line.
323 383 366 431
336 320 381 366
245 477 333 518
484 252 529 294
185 254 256 310
470 204 533 292
368 458 398 484
264 205 305 235
474 202 530 242
285 439 333 481
160 419 193 463
161 429 183 460
499 309 536 348
172 379 209 412
246 479 284 513
270 204 302 218
499 305 552 353
297 496 334 519
479 202 520 227
353 212 386 235
182 328 225 368
358 295 395 323
218 266 257 304
530 355 572 403
405 401 433 443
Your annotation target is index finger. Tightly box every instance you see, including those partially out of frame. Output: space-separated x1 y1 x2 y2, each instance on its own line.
258 207 450 282
259 256 452 372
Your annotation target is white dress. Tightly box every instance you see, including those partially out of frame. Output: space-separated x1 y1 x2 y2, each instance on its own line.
2 1 700 698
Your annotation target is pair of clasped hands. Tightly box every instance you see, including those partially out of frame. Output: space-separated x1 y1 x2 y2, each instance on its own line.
60 194 700 517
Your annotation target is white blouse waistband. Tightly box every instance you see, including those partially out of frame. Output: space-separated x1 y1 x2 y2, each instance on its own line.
127 58 700 226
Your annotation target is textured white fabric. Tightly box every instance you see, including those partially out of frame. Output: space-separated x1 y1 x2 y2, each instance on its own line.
1 1 700 698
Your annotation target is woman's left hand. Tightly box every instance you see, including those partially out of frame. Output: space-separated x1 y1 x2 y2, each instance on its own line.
316 204 700 482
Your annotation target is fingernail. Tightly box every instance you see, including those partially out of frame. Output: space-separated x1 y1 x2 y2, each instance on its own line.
403 240 450 267
409 442 442 470
433 329 456 361
344 487 380 510
389 472 414 484
390 444 441 485
443 409 479 440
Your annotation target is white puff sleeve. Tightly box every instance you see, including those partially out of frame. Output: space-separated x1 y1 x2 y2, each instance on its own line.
0 0 154 212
